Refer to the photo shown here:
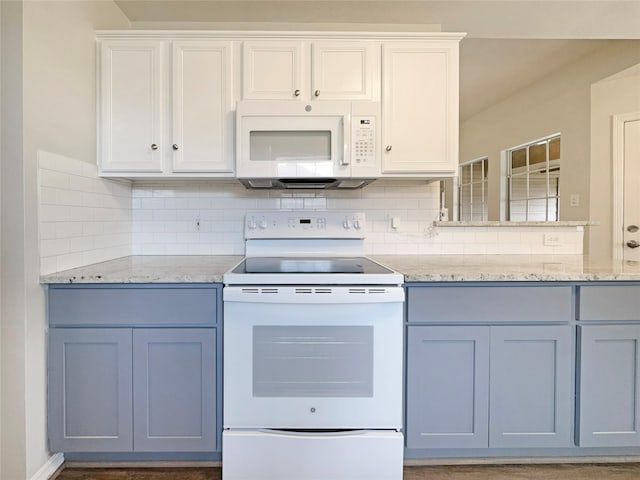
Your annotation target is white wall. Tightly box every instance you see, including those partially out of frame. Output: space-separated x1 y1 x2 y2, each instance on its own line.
0 2 130 479
1 2 27 478
590 65 640 261
459 40 640 256
0 0 4 472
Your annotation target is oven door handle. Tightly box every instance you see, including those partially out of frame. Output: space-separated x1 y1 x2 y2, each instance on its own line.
223 286 405 303
258 429 382 438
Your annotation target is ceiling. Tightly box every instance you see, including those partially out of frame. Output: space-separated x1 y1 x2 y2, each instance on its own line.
113 0 640 120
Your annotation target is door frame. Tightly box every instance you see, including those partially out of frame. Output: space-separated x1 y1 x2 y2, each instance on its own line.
612 111 640 260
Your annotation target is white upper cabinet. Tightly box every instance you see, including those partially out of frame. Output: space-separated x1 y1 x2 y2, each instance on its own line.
98 38 235 176
242 41 306 100
97 32 462 179
99 40 164 173
311 42 379 101
171 41 234 173
381 40 460 175
242 40 379 101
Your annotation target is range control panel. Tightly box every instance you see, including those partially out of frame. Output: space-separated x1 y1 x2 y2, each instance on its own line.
245 211 366 239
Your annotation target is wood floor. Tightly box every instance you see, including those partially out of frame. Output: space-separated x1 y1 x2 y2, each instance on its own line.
53 463 640 479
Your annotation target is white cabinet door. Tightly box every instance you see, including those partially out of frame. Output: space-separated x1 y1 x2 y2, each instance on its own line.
311 42 379 101
99 40 163 173
242 40 379 101
172 41 234 173
242 41 306 100
381 41 459 175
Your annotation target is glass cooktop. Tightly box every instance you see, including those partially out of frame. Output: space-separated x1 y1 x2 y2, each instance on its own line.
231 257 394 275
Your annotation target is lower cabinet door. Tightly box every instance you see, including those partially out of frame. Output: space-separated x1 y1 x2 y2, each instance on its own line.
133 328 217 451
406 326 490 448
578 325 640 447
48 328 133 452
489 326 572 448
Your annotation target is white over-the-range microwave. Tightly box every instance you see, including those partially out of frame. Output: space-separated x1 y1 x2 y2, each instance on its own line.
235 100 379 189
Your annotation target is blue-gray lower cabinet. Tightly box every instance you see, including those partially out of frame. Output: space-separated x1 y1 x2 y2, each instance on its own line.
406 324 572 449
133 328 216 452
47 284 221 454
578 325 640 447
48 328 134 452
489 326 572 448
406 326 490 449
49 327 217 453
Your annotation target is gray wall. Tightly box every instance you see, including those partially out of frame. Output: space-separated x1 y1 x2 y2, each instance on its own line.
459 40 640 255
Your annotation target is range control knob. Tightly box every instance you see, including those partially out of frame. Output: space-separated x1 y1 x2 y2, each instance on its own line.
259 219 268 229
353 218 362 230
343 218 351 230
247 219 257 230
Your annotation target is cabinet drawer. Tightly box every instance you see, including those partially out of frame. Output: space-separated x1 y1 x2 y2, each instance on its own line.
49 285 218 326
578 285 640 321
407 285 572 323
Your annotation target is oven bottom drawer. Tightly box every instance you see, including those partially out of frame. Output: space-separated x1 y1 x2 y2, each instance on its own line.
222 429 403 480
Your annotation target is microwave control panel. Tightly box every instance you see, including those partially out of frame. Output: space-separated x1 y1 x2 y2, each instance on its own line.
352 116 376 166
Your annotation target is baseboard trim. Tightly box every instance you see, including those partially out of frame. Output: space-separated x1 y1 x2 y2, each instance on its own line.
64 460 221 468
30 453 65 480
403 455 640 466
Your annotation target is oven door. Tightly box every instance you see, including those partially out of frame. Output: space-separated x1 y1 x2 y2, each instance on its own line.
223 286 404 430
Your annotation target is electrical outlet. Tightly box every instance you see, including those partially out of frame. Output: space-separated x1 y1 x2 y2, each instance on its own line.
570 194 580 207
543 234 562 246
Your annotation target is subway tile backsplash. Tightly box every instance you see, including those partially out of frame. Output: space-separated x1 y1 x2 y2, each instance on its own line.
38 151 132 275
38 153 583 274
130 180 442 255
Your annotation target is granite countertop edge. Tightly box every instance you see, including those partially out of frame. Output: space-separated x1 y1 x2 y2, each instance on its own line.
433 221 598 227
40 254 640 284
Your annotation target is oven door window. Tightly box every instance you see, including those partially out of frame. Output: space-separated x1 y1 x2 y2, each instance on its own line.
253 326 373 398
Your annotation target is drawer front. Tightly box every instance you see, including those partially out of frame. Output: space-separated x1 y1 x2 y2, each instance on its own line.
407 285 572 323
49 285 218 326
578 285 640 321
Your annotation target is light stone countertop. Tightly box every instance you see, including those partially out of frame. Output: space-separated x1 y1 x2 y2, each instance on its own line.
40 255 243 284
40 254 640 284
374 255 640 282
433 221 596 227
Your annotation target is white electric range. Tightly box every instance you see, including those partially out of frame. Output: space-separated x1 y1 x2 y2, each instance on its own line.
222 211 404 480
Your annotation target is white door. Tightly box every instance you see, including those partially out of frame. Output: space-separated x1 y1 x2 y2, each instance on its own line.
242 41 307 100
223 288 404 430
381 41 459 174
623 117 640 261
311 42 379 101
99 40 163 173
171 41 234 173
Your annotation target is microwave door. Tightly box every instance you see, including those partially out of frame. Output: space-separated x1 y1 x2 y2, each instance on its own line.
237 115 349 178
251 130 333 178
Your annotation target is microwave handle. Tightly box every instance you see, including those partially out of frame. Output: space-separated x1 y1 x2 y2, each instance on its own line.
340 142 349 166
340 117 349 166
